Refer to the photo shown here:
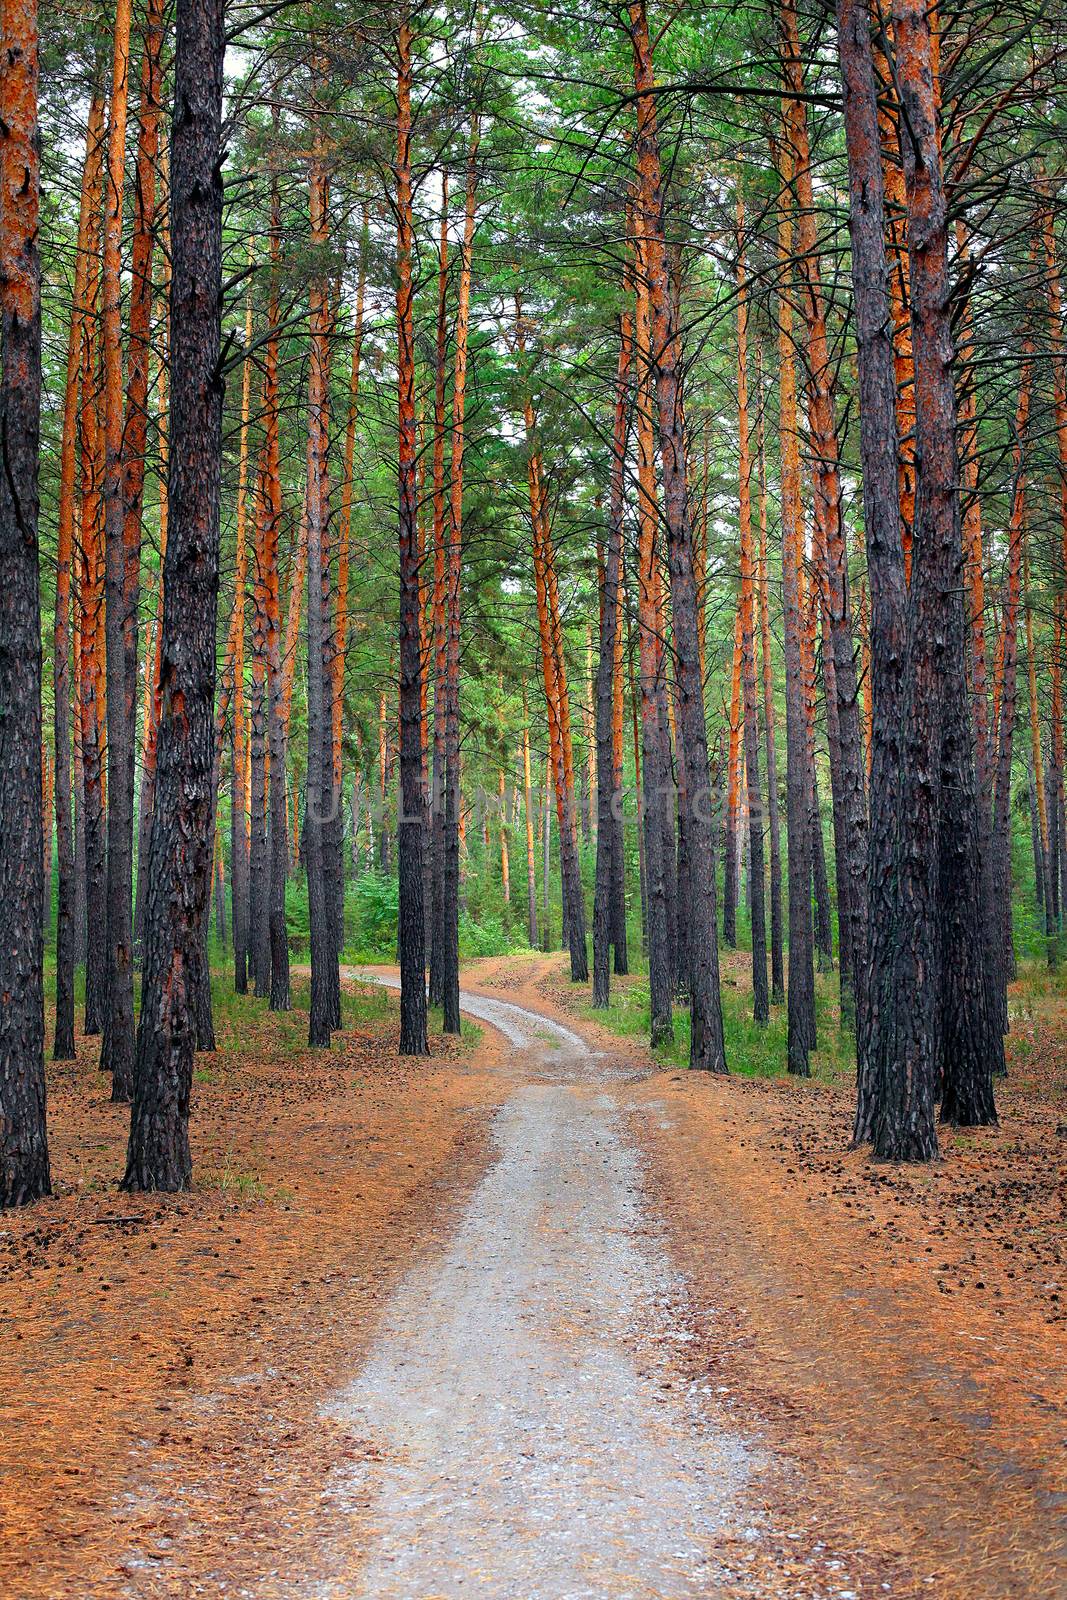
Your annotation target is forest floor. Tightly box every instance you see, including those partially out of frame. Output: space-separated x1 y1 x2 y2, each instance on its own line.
0 953 1063 1598
495 948 1067 1600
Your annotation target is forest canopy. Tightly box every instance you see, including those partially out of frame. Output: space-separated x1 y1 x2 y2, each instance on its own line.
2 0 1066 1200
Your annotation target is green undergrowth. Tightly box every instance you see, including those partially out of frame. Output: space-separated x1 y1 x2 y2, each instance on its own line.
209 971 393 1055
580 959 855 1081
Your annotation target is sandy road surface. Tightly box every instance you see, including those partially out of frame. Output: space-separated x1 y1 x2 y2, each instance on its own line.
319 972 752 1598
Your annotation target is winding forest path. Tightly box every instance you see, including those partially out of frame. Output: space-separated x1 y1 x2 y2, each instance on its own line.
330 969 749 1598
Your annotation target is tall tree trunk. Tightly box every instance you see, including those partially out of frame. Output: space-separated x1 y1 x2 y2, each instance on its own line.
735 202 768 1024
441 111 480 1034
631 0 726 1072
100 0 136 1098
875 0 996 1154
395 16 428 1055
319 291 342 1033
802 560 834 973
835 0 909 1138
781 0 867 1047
755 347 784 1003
721 606 742 946
1053 610 1067 926
544 483 589 978
118 0 162 957
775 144 815 1073
955 219 1001 1073
542 758 551 950
247 444 270 998
671 679 691 999
73 596 87 968
1024 550 1056 964
303 112 333 1049
78 205 108 1040
429 176 450 1005
53 87 104 1061
0 0 50 1205
626 609 648 950
134 237 169 949
593 312 631 1006
1045 207 1067 926
123 0 224 1190
230 265 253 995
522 689 538 948
329 215 366 994
990 366 1031 1040
264 177 289 1014
515 292 588 983
631 245 673 1045
611 550 629 974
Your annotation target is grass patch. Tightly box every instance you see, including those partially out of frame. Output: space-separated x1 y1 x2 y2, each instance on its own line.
582 961 856 1079
199 1156 266 1200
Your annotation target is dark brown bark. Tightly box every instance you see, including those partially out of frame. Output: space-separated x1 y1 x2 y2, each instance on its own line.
522 694 538 948
304 114 333 1050
722 609 741 948
774 152 816 1072
440 111 480 1033
395 16 428 1055
123 0 224 1190
611 556 629 976
428 176 450 1005
672 682 691 1001
77 179 107 1039
756 350 784 1005
0 0 50 1205
593 314 631 1007
780 0 868 1050
873 0 996 1157
736 205 768 1024
834 0 909 1140
631 0 726 1072
990 362 1031 1039
631 237 673 1046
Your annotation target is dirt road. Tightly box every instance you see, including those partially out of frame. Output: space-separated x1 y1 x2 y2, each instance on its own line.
327 975 753 1597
